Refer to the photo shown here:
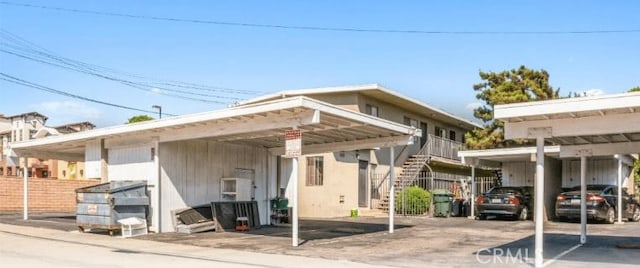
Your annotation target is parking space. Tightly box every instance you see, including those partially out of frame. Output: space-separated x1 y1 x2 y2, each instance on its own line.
1 212 638 267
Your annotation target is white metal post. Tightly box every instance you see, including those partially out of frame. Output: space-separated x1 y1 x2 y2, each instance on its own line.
470 165 475 218
617 159 623 224
292 157 299 246
580 155 587 244
389 146 395 234
23 157 28 220
534 136 545 268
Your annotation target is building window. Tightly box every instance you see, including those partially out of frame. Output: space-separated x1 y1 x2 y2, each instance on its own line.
365 104 379 117
449 130 456 141
306 156 324 186
403 116 418 128
435 126 445 137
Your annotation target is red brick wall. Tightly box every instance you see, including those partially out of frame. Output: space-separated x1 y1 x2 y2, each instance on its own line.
0 177 100 212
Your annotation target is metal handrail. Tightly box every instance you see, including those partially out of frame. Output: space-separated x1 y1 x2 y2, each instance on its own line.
373 144 410 190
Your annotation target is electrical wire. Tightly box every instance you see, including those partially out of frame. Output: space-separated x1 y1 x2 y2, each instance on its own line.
0 72 177 116
1 1 639 35
0 29 261 104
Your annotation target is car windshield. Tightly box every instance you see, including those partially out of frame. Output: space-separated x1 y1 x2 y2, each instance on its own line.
488 187 521 195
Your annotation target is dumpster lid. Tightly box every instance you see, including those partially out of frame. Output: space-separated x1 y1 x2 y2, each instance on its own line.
432 189 452 195
76 180 147 193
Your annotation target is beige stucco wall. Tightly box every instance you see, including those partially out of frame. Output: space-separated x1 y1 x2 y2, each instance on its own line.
292 92 475 217
297 151 362 218
56 160 88 180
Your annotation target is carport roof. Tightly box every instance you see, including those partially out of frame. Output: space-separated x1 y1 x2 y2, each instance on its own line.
495 92 640 157
11 96 420 160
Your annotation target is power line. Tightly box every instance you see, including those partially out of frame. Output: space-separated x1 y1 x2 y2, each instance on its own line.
1 1 639 35
0 29 261 104
0 29 260 96
0 72 177 116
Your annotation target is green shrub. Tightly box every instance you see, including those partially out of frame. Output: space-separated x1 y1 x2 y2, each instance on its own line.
395 186 431 215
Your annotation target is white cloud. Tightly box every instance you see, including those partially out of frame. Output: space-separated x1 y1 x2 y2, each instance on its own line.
465 102 482 110
29 101 102 126
575 88 605 97
151 88 161 94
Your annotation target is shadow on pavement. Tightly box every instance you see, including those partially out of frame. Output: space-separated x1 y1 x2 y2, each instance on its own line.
475 233 640 266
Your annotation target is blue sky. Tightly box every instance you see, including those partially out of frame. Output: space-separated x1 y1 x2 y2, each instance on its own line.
1 1 639 127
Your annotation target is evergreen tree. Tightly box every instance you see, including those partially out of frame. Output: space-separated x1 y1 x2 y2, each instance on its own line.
465 66 560 149
127 115 154 123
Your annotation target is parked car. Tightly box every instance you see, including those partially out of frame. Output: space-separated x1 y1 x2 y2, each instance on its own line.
475 186 532 220
555 184 640 224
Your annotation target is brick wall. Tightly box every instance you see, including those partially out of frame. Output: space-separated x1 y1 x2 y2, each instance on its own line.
0 177 100 212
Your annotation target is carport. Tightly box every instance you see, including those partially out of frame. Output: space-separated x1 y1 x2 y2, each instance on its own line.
11 96 420 246
493 92 640 267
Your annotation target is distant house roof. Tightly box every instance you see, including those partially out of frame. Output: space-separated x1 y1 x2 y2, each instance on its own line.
237 84 482 130
6 112 48 121
54 121 96 134
31 127 61 139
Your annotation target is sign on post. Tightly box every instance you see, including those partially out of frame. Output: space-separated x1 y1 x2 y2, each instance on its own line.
284 129 302 158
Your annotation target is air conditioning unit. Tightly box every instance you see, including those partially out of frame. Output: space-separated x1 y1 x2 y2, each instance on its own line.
220 178 252 201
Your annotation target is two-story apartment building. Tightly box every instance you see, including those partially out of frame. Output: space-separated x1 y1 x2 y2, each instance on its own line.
238 84 486 217
0 112 94 179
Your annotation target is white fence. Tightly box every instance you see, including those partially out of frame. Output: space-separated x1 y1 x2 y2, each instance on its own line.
371 171 497 215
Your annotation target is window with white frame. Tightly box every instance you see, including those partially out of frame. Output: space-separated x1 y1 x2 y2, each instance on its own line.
403 116 418 128
435 126 445 137
365 104 379 117
306 156 324 186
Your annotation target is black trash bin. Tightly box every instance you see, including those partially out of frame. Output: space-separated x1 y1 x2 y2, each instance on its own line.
451 199 464 217
75 180 149 235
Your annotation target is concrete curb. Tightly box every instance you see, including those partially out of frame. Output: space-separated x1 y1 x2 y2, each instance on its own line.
0 223 393 268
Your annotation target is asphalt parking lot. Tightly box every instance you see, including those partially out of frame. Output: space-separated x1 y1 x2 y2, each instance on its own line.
1 212 638 267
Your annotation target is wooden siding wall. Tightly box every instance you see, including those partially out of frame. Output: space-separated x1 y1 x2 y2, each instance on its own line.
159 140 273 232
562 158 631 188
502 162 535 187
84 139 102 179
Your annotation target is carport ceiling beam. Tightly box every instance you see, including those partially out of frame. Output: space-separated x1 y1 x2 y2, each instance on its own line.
269 134 415 155
503 112 640 139
158 109 320 143
13 150 84 162
560 141 640 157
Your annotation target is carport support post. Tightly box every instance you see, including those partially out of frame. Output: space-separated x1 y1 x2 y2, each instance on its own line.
389 146 395 234
580 154 587 244
617 158 623 224
292 157 299 247
534 136 545 268
470 165 475 218
22 157 28 220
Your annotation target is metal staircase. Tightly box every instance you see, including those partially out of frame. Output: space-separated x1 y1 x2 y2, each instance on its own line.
377 144 431 212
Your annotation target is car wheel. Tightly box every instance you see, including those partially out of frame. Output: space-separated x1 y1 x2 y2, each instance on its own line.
629 206 640 222
605 207 615 224
518 207 528 221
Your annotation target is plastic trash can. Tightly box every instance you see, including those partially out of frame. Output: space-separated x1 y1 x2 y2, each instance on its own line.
432 189 453 217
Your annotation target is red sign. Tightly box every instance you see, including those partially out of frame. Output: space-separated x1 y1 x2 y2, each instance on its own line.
284 129 302 158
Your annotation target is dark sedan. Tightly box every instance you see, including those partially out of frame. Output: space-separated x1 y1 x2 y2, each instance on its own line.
476 186 532 220
555 184 640 223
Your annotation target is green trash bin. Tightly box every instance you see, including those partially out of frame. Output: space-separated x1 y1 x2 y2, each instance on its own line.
432 189 453 217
